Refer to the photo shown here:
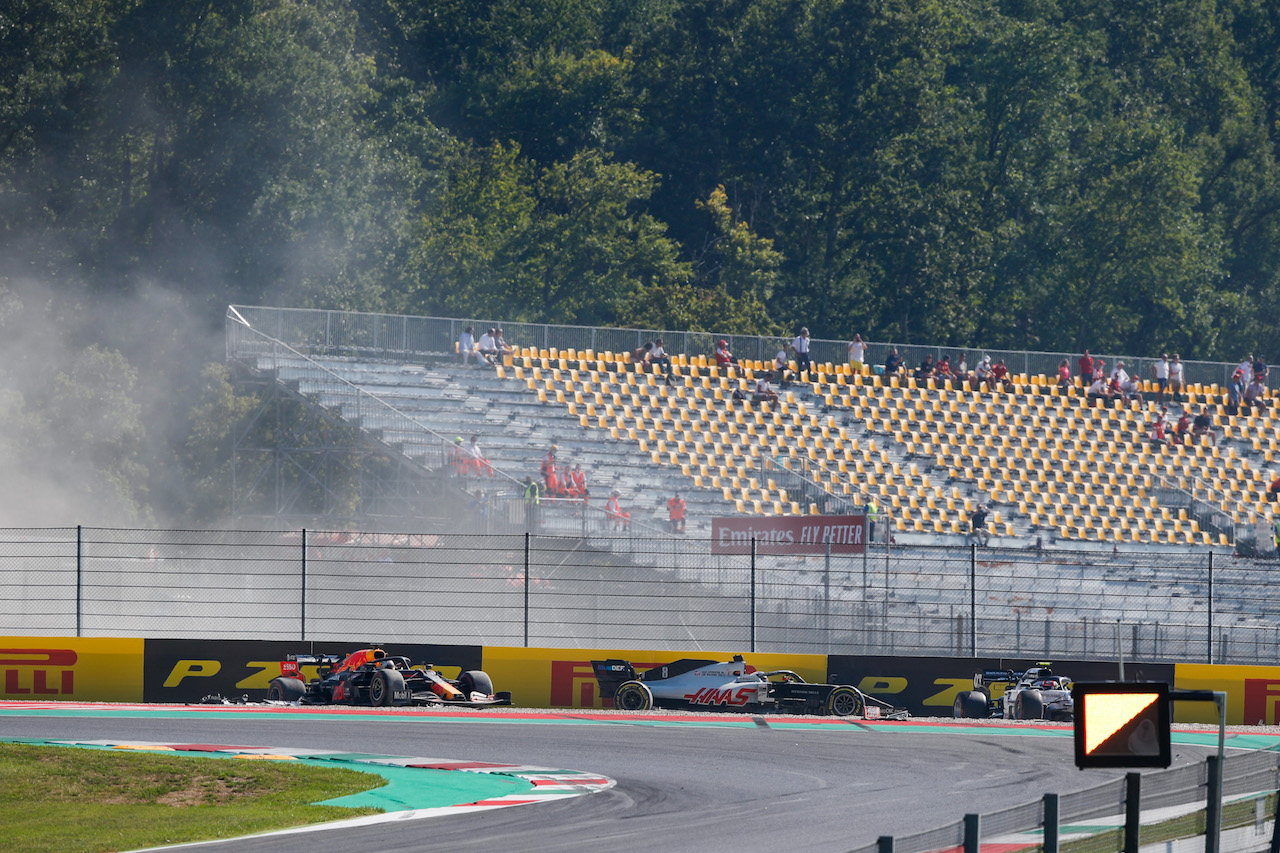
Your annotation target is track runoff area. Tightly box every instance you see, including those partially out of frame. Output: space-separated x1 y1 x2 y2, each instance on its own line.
3 698 1278 847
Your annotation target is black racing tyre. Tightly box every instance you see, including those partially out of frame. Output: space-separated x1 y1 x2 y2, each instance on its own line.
1017 689 1045 720
266 677 306 703
952 690 970 718
827 686 863 717
457 670 494 698
963 691 991 718
370 668 405 706
614 680 654 711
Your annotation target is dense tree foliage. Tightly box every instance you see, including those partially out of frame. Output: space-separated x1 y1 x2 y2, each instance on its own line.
4 0 1280 522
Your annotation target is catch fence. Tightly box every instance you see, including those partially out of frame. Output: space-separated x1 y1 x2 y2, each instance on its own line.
0 526 1274 663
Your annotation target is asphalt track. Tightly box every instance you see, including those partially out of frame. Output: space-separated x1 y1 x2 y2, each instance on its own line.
0 703 1250 853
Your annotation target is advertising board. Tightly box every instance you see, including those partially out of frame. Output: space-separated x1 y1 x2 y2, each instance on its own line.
143 639 483 702
0 636 144 702
710 515 866 555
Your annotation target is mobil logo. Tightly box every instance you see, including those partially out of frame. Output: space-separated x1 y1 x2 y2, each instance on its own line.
685 686 756 707
0 649 78 696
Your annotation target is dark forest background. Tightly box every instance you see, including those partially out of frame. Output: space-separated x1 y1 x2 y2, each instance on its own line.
3 0 1280 524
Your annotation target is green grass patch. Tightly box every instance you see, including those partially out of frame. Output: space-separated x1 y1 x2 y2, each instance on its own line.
1050 792 1278 853
0 742 385 853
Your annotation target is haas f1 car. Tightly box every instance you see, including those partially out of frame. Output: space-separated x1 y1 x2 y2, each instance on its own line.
266 648 511 708
952 662 1074 721
592 655 909 719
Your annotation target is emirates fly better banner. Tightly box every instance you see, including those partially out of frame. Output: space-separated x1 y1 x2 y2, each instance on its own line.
710 515 867 555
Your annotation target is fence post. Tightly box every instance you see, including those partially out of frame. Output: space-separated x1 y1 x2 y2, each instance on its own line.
964 813 980 853
300 528 307 641
750 537 757 653
969 544 977 656
1043 792 1059 853
76 525 82 638
1207 551 1214 664
524 532 531 648
1206 755 1221 853
1124 771 1141 853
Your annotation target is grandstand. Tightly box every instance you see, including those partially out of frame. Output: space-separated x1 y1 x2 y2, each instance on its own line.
226 305 1277 552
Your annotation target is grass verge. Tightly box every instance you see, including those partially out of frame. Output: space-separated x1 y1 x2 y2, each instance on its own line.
0 742 384 853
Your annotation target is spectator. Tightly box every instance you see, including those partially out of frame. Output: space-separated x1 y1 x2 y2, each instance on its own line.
1245 374 1269 411
866 497 879 542
1268 473 1280 503
1148 409 1173 448
495 328 514 359
1191 406 1217 443
1078 350 1094 384
773 344 793 387
1056 359 1072 390
935 355 953 387
955 353 972 387
1226 369 1245 415
476 328 500 365
667 492 687 534
1110 361 1142 403
884 347 904 375
1174 411 1191 444
848 334 866 374
1237 355 1255 388
649 337 673 385
974 355 993 391
1274 516 1280 553
917 353 935 381
1092 358 1106 383
1255 355 1269 383
792 327 812 377
605 490 631 531
1151 354 1170 404
714 339 739 377
752 371 779 404
631 341 654 371
990 358 1013 393
1087 373 1112 406
1168 354 1185 403
968 504 991 546
459 325 482 366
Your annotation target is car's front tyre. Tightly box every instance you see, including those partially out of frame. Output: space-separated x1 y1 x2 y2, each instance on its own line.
827 686 863 717
370 668 405 706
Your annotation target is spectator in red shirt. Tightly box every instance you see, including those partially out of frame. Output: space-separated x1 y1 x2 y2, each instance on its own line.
713 339 739 378
1056 359 1071 390
605 490 631 531
1078 350 1094 383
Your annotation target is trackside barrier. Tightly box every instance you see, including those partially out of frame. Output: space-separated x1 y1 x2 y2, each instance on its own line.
857 751 1280 853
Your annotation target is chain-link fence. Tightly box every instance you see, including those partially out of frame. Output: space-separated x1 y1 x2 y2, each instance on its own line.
1 527 1274 662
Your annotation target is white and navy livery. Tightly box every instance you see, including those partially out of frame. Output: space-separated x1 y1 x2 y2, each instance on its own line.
952 662 1074 721
592 655 909 719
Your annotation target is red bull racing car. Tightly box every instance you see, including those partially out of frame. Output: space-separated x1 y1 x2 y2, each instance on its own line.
592 655 908 719
265 648 511 708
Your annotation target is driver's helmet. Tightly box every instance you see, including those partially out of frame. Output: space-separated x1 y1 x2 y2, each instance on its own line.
1039 679 1059 689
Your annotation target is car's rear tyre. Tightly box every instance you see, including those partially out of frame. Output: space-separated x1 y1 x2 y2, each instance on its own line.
370 668 405 706
952 690 990 718
827 686 862 717
267 677 305 703
1017 689 1045 720
614 680 653 711
458 670 494 698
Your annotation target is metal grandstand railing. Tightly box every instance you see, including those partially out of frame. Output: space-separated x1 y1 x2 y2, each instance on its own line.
227 305 1273 396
